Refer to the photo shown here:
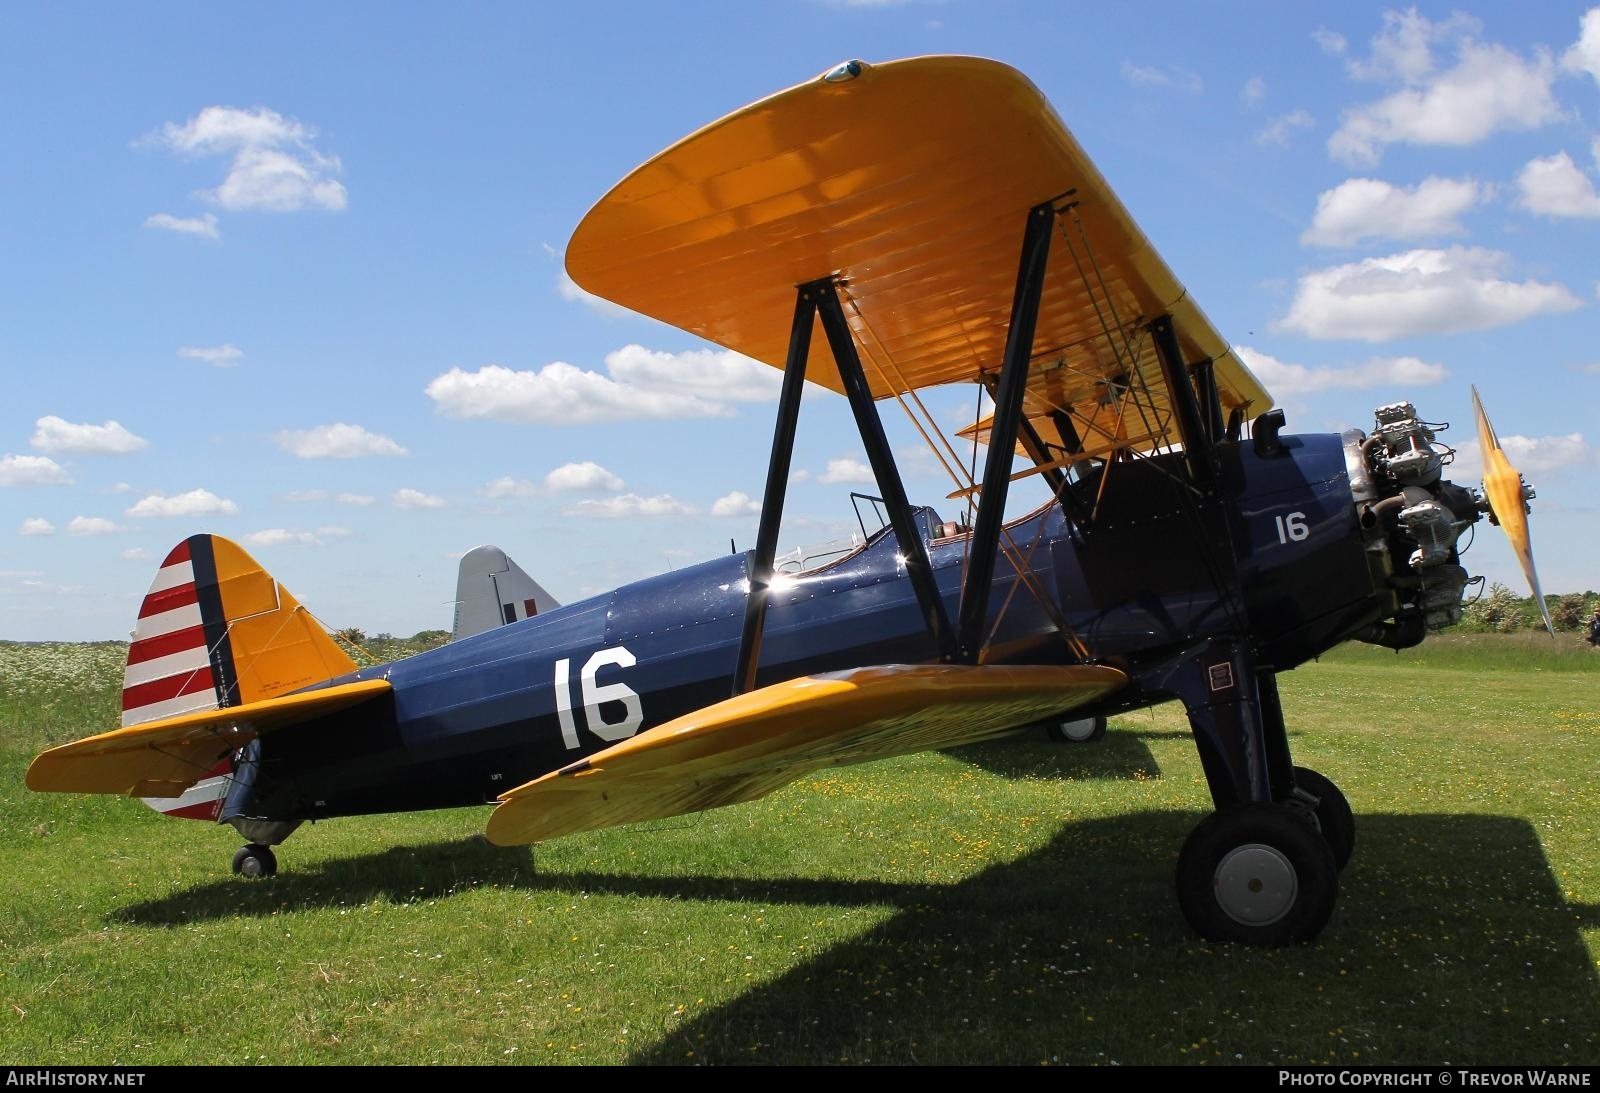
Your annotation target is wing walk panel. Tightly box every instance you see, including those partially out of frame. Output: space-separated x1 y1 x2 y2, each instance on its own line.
485 663 1126 846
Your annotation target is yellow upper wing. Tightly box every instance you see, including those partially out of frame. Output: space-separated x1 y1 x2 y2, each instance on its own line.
485 663 1125 846
566 55 1268 439
27 679 391 799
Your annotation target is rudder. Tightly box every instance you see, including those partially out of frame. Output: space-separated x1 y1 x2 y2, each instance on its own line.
125 535 356 819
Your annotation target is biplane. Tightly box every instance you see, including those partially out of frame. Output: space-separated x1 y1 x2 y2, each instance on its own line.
28 57 1549 946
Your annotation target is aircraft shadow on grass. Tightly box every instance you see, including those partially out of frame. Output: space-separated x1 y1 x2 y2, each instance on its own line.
943 727 1162 781
115 809 1597 1064
620 812 1600 1065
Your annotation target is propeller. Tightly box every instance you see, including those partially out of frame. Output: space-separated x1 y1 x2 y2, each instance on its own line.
1471 385 1553 636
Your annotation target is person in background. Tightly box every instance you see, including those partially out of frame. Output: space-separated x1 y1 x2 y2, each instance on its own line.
1588 606 1600 648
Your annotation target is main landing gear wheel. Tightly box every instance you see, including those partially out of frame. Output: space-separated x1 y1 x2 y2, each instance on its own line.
1291 765 1355 872
1045 714 1107 743
231 844 277 878
1176 803 1338 946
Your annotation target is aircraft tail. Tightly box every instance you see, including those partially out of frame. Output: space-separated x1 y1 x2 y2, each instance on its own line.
124 534 356 819
451 545 561 641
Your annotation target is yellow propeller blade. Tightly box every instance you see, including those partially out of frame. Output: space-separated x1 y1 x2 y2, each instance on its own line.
1471 386 1552 636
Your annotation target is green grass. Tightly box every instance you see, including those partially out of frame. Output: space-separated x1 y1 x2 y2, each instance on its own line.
1 636 1596 1065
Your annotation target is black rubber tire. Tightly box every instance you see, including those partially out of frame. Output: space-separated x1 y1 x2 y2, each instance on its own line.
1292 765 1355 872
1045 714 1107 743
1176 803 1338 946
231 844 277 878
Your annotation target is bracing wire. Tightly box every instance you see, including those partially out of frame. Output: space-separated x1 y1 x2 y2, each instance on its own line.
837 283 1090 662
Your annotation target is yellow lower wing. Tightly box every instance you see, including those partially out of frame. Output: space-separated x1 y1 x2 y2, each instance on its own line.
27 679 391 798
486 663 1126 846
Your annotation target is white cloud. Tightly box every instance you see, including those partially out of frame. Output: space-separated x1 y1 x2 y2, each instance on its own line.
1240 76 1266 108
1515 151 1600 218
543 461 625 492
1277 247 1582 342
1328 10 1561 166
392 488 445 509
144 212 219 239
8 576 88 596
122 547 151 561
276 423 407 459
1237 346 1448 401
151 106 346 212
0 454 72 487
480 476 540 499
562 493 697 519
125 488 239 518
1119 62 1203 94
111 481 135 493
1563 7 1600 85
604 344 782 405
1345 9 1476 83
30 416 149 455
19 517 54 536
1255 110 1315 147
790 468 811 483
1313 28 1348 56
243 528 321 547
1301 177 1489 246
557 270 634 319
1499 433 1594 474
711 490 761 517
66 516 122 536
427 362 724 424
1453 433 1596 479
178 344 243 367
212 148 347 212
819 457 875 485
282 489 375 505
316 525 353 538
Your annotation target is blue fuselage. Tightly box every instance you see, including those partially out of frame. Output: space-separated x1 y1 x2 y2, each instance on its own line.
247 433 1386 822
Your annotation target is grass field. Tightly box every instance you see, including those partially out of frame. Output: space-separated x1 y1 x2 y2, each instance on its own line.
1 636 1596 1065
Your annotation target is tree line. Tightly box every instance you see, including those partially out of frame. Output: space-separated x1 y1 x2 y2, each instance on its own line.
1456 586 1599 634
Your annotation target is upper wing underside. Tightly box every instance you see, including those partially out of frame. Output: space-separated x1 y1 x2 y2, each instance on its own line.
566 55 1269 451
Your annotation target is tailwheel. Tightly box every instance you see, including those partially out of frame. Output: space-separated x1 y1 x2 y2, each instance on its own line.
1291 765 1354 872
231 843 277 878
1044 714 1106 743
1176 803 1337 945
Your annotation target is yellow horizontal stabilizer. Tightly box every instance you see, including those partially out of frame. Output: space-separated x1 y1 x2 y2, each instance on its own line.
26 679 391 797
485 663 1125 846
567 56 1269 436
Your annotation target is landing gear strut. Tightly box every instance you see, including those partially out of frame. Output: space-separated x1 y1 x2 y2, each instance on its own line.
1154 639 1353 943
231 843 277 878
1290 764 1355 871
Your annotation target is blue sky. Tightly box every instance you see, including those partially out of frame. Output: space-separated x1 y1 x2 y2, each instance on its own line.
2 2 1597 640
